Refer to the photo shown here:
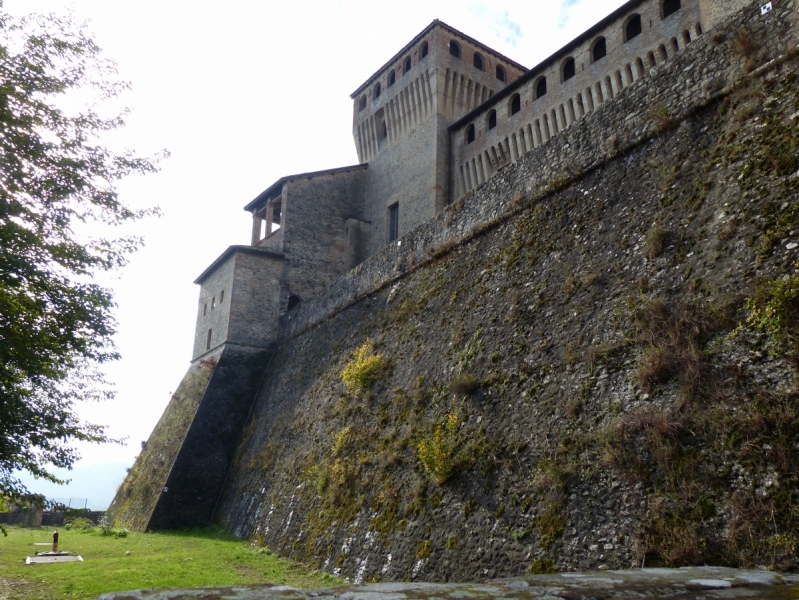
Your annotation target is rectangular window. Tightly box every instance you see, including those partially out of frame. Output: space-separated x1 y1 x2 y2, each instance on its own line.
388 203 399 242
206 328 212 350
220 290 225 303
203 304 207 316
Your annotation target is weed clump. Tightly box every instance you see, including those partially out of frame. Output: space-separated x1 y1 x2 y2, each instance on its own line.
450 372 479 396
417 415 460 484
529 558 558 574
643 223 667 259
745 274 799 355
341 340 385 394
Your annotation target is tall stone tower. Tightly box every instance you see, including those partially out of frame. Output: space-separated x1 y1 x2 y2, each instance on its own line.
350 21 527 257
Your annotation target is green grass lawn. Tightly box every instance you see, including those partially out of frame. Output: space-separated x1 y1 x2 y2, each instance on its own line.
0 525 341 599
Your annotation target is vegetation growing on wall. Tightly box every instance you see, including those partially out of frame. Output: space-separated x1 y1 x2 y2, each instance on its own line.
217 46 799 582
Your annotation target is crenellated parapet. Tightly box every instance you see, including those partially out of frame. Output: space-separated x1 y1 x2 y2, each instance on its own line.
449 0 706 201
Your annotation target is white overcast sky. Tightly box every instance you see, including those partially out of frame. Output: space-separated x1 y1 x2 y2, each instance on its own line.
6 0 628 509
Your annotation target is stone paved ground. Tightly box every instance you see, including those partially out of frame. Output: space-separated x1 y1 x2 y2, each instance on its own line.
99 568 799 599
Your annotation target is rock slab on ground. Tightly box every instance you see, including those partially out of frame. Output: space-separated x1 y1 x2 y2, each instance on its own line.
98 568 799 599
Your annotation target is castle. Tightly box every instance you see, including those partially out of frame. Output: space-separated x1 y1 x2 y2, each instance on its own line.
190 0 750 365
109 0 785 544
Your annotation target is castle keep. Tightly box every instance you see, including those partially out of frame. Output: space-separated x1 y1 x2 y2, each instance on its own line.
109 0 799 579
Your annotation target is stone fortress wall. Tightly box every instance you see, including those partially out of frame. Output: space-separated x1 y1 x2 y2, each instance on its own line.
109 0 799 544
449 0 705 200
279 0 798 344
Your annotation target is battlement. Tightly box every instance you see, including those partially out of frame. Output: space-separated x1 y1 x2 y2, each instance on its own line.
450 0 704 200
351 20 527 164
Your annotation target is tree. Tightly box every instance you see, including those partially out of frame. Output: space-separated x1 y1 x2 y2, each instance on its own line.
0 10 166 525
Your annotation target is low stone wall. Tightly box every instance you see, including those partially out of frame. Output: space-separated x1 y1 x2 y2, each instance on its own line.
279 0 798 344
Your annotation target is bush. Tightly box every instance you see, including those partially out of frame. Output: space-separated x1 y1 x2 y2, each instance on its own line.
745 275 799 354
341 340 385 394
417 415 460 484
64 517 94 531
450 372 479 396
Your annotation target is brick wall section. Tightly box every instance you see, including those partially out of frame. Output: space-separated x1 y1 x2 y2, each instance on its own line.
280 167 367 309
280 0 799 342
192 249 284 361
147 346 270 530
450 0 705 200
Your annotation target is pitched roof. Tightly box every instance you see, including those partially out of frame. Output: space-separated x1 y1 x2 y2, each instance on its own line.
194 245 284 284
243 164 368 212
350 19 528 99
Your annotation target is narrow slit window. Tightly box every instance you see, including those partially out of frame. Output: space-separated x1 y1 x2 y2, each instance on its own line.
211 296 216 309
388 203 399 242
206 328 212 350
203 304 207 316
220 290 224 303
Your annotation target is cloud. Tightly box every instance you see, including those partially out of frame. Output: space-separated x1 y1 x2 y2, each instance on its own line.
556 0 581 29
490 10 523 47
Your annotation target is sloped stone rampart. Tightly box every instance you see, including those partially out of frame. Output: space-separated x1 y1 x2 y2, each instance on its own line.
216 12 799 582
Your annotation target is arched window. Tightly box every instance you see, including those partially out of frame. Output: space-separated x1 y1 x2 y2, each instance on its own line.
625 14 642 41
562 58 575 81
403 56 412 74
683 30 692 45
535 76 547 99
671 37 679 54
648 51 657 68
510 93 521 115
474 53 484 70
487 110 497 130
663 0 681 18
659 44 668 62
450 40 461 59
421 42 429 58
374 83 381 99
379 121 387 140
466 124 475 144
496 65 506 82
359 96 367 111
592 37 607 62
388 71 396 87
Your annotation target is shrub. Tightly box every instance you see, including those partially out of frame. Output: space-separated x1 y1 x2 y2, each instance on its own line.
745 275 799 354
416 540 433 559
341 340 385 393
529 558 558 574
417 415 460 484
450 372 479 396
64 517 94 531
643 223 667 259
